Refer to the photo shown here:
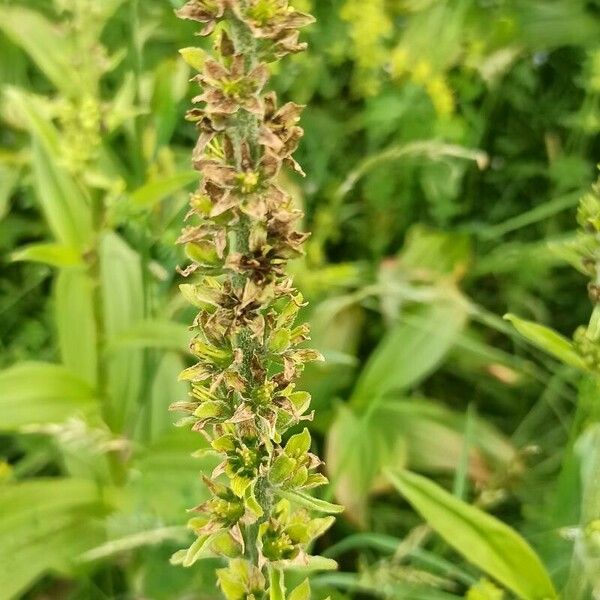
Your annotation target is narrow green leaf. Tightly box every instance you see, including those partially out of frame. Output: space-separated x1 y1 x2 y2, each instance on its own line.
386 469 558 600
32 140 92 248
79 526 187 563
130 171 197 207
504 313 587 370
12 243 82 267
276 489 345 514
5 90 93 247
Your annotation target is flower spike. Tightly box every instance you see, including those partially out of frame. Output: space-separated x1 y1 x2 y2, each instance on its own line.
172 2 339 598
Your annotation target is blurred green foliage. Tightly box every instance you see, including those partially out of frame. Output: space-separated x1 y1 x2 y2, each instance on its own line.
2 0 600 598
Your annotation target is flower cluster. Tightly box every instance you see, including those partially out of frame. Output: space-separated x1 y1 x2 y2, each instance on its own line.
569 182 600 353
170 2 340 598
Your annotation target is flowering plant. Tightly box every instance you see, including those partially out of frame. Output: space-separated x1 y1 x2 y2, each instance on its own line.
170 2 341 597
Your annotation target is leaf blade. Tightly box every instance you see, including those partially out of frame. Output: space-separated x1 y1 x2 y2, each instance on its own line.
504 313 586 370
386 469 557 600
0 362 98 430
350 298 468 410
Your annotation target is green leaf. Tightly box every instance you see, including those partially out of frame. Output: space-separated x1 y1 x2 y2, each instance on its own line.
0 478 106 599
563 423 600 597
145 352 189 441
350 299 468 410
386 470 558 600
130 172 197 207
504 313 587 370
107 319 189 352
4 88 58 153
467 579 505 600
288 579 311 600
4 90 93 247
398 225 471 278
0 7 82 95
79 526 187 563
179 47 206 71
269 567 286 600
151 59 190 148
285 428 312 457
289 555 338 572
276 489 344 514
32 139 93 248
100 232 144 432
0 362 98 430
327 399 515 525
0 164 20 221
182 535 211 567
129 430 215 520
12 243 82 267
55 269 98 386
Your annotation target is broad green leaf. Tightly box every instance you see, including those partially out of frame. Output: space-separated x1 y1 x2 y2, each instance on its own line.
129 430 215 521
0 478 106 599
327 400 515 525
276 489 345 514
108 319 189 352
100 232 144 432
398 225 471 278
0 7 81 95
386 470 558 600
504 314 587 370
0 362 98 430
131 172 197 207
350 298 468 410
12 242 82 267
55 269 98 386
